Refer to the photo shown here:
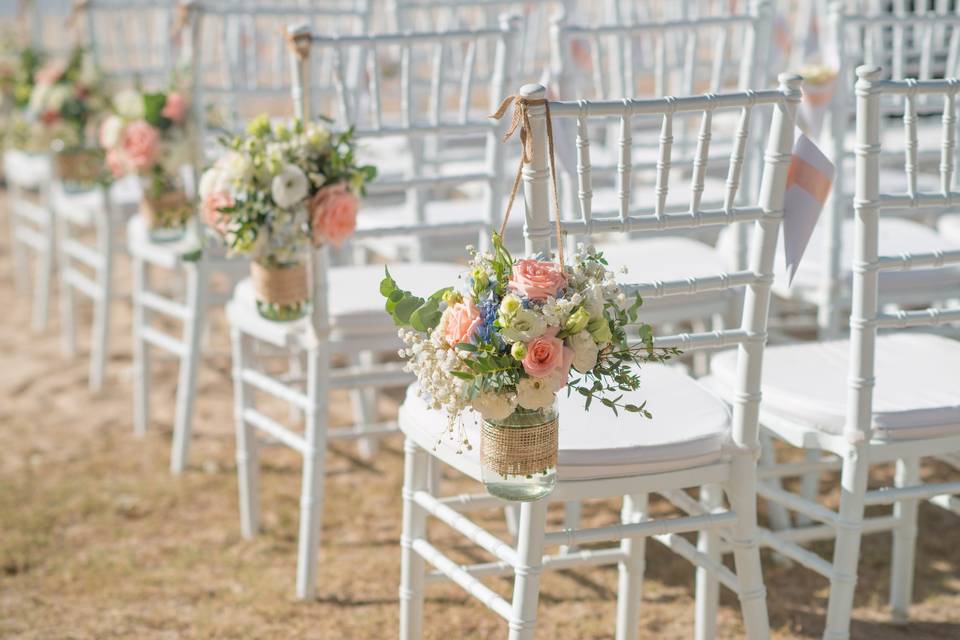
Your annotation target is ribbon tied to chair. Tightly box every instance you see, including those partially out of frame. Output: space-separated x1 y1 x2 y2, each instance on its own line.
489 93 565 266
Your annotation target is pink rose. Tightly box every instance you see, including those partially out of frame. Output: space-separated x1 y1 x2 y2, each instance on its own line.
309 183 358 248
121 121 160 172
508 258 568 302
522 328 574 380
202 191 233 235
161 92 188 123
441 298 483 347
105 149 127 178
35 60 66 84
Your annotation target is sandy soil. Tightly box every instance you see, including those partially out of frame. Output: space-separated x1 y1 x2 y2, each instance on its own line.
1 190 959 639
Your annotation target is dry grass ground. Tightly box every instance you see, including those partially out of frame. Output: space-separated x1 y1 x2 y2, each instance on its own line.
1 190 960 639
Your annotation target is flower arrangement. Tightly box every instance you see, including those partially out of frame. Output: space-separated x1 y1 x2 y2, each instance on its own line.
384 234 677 425
199 114 376 320
98 81 193 237
200 115 376 260
0 39 43 152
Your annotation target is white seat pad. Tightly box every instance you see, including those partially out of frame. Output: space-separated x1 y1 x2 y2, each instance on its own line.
3 150 51 188
597 237 731 315
939 213 960 244
399 363 730 482
710 333 960 441
232 260 464 333
718 218 960 299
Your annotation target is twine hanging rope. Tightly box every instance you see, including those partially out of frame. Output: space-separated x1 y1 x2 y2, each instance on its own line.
170 2 192 43
64 0 89 31
251 260 309 306
283 28 311 62
480 414 559 477
489 94 565 266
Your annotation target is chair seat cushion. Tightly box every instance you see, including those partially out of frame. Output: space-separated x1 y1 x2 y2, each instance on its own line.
2 150 51 188
399 363 730 482
939 213 960 244
231 260 464 335
596 237 732 315
709 333 960 440
720 217 960 300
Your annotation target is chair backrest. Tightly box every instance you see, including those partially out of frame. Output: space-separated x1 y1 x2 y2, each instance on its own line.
182 0 371 170
286 18 520 333
518 73 801 448
846 65 960 443
78 0 178 86
390 0 569 80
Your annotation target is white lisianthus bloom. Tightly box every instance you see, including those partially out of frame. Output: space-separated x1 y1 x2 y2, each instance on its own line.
113 89 144 120
98 114 123 148
471 391 518 421
271 163 308 209
499 307 547 344
581 284 605 318
516 371 563 411
567 330 600 373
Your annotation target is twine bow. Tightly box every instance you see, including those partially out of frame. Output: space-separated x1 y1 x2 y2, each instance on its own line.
489 94 565 266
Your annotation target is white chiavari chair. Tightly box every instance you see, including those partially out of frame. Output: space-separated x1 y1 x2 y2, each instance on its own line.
782 1 960 336
397 74 802 640
225 19 520 600
708 66 960 639
548 1 772 353
127 0 372 473
51 0 176 394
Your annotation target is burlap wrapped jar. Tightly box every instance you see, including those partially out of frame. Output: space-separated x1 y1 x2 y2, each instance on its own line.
480 402 559 502
250 259 311 321
140 188 192 242
54 147 103 191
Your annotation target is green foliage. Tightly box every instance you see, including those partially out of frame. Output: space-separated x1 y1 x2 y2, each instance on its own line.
380 267 449 332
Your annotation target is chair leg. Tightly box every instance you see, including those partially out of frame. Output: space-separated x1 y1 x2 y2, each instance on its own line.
726 456 770 640
399 438 429 640
823 449 869 640
758 431 792 531
56 217 76 358
295 346 330 601
170 262 208 474
88 212 113 392
694 484 723 640
795 448 822 527
31 213 55 333
559 500 582 554
131 256 150 436
10 191 29 295
615 493 649 640
231 327 260 539
508 499 548 640
350 350 380 458
889 457 920 623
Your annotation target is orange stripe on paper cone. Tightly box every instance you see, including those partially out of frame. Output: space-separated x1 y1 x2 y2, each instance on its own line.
787 155 832 203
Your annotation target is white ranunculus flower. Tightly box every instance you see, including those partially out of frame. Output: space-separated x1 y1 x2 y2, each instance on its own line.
516 371 563 411
198 166 224 200
500 307 548 344
98 115 123 148
567 330 600 373
471 391 518 421
113 89 144 120
271 163 308 209
222 150 251 182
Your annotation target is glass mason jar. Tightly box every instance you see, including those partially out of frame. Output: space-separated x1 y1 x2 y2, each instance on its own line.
140 175 193 243
480 401 558 502
250 255 311 322
52 142 104 193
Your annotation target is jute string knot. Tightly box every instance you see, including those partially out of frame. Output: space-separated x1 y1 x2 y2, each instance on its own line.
284 30 312 62
489 93 565 266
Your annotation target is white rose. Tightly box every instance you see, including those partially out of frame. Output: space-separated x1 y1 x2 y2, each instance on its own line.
516 371 564 411
500 307 548 344
98 115 123 148
113 89 144 120
270 163 308 209
471 391 518 422
567 330 600 373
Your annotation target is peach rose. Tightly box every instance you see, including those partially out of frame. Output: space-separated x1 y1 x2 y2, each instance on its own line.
508 258 568 302
309 183 358 248
161 92 188 123
35 60 66 84
202 191 233 235
522 327 574 380
441 298 483 347
121 120 160 172
105 149 127 178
